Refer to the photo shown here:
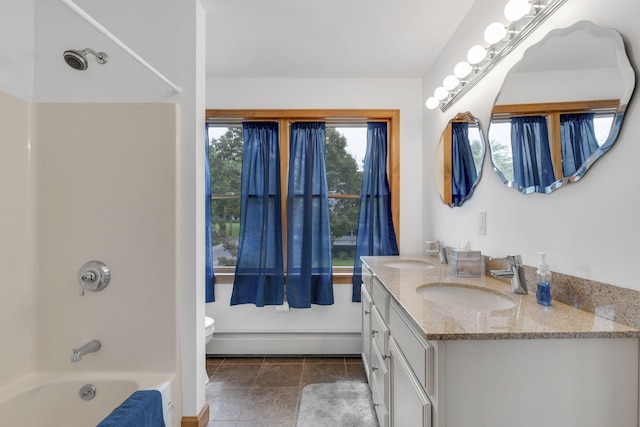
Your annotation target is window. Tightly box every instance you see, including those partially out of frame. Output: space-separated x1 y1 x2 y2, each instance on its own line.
489 100 618 183
206 109 400 284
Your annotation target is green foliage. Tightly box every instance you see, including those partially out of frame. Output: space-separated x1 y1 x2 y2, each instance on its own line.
325 128 363 239
470 138 484 173
490 140 514 182
208 127 243 261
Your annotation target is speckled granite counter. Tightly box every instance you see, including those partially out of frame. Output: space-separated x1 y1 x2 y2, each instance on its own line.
362 256 640 340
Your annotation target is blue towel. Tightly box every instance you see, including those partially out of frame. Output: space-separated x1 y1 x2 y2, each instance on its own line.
97 390 165 427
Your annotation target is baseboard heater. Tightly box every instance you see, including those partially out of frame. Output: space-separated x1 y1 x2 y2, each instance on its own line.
206 331 362 356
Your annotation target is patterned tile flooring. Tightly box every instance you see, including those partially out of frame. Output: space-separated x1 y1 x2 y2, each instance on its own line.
205 356 368 427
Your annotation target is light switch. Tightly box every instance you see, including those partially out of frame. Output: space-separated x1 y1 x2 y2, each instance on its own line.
477 210 486 235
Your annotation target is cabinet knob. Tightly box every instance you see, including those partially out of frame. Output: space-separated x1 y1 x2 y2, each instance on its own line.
371 330 378 337
372 366 378 372
364 310 370 315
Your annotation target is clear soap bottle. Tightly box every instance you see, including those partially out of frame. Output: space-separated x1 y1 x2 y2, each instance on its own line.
535 252 552 306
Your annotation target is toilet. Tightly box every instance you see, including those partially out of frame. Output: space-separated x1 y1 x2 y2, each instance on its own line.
205 316 215 345
204 316 215 384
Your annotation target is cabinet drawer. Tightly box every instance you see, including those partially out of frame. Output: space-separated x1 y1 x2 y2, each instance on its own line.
371 306 389 357
371 340 390 398
372 277 390 321
370 373 389 427
390 303 435 395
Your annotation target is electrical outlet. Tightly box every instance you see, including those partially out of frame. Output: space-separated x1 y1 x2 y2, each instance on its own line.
477 210 486 235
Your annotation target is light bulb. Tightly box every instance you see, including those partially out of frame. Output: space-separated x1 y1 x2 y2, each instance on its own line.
467 45 487 65
484 22 508 44
425 97 440 110
504 0 531 21
453 61 472 79
434 87 448 101
443 75 459 91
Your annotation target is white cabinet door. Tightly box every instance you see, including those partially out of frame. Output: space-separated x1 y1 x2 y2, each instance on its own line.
361 284 373 382
390 337 431 427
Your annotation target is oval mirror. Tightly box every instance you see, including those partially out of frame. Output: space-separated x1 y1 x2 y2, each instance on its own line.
488 20 635 194
435 112 485 207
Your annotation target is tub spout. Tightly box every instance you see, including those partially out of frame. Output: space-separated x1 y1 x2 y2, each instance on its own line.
71 339 101 363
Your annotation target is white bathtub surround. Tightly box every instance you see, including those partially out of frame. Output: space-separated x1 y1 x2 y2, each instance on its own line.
0 373 174 427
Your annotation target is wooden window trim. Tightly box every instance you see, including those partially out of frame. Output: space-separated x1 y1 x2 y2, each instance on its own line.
207 109 400 284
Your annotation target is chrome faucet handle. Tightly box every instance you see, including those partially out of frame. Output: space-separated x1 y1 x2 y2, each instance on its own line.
425 240 441 254
490 254 522 267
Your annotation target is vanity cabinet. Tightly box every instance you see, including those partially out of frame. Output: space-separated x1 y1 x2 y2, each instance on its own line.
361 258 639 427
362 271 432 427
362 264 392 427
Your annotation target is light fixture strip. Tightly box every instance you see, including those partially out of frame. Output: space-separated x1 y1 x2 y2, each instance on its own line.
439 0 568 112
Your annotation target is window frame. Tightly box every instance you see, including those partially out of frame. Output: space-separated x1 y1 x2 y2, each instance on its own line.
206 109 401 284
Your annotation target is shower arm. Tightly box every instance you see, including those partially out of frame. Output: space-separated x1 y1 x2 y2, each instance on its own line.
58 0 182 94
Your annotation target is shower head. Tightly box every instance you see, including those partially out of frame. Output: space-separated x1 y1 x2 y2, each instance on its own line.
63 48 108 71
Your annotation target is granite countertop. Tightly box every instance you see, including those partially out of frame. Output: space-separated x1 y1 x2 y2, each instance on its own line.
361 255 640 340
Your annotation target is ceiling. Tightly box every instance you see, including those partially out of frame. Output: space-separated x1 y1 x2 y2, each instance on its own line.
203 0 476 79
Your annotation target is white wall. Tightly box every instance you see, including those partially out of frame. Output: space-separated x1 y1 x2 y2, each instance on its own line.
0 0 34 100
205 78 424 342
422 0 640 290
0 91 36 386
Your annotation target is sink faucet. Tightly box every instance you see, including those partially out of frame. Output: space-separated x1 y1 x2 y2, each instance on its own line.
426 240 448 264
490 255 528 294
71 339 101 363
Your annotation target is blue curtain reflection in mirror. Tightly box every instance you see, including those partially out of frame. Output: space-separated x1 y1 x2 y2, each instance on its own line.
560 113 599 177
511 116 555 193
435 112 485 207
451 122 478 206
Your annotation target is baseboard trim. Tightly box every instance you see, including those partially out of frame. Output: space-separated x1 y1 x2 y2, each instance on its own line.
207 331 362 355
181 403 209 427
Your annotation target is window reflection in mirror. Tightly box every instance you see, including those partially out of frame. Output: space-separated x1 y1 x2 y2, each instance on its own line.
488 20 635 194
435 112 485 207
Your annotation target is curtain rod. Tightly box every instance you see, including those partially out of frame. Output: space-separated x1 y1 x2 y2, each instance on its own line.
58 0 182 94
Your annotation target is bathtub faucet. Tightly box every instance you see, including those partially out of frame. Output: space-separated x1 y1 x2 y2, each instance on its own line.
71 339 101 363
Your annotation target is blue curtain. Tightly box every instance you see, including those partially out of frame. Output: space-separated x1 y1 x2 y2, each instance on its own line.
451 122 477 206
511 116 556 193
230 122 284 307
560 113 600 177
286 122 334 308
205 126 215 303
352 122 399 302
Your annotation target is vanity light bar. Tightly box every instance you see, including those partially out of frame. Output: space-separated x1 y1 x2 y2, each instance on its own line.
426 0 568 112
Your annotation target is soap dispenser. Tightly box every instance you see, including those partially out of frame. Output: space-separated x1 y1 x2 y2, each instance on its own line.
535 252 552 306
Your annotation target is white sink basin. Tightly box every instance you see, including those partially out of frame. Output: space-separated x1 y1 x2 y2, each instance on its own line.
384 260 434 270
417 283 516 311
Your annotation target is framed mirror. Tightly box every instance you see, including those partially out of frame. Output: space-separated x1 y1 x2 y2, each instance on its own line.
435 112 485 207
488 20 635 194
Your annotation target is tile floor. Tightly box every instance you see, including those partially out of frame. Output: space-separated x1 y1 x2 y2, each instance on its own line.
205 356 368 426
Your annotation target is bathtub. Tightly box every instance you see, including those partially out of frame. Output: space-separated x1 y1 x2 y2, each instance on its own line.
0 372 174 427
